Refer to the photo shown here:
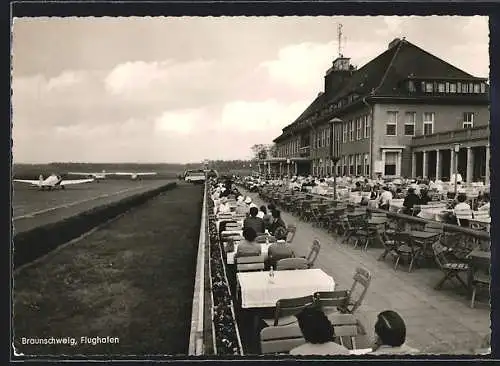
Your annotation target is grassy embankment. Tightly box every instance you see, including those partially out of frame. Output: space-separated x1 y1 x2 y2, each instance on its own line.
14 183 203 355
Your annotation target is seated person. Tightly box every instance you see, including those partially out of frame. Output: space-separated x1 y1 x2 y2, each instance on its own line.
454 193 471 211
289 307 350 355
260 205 273 228
268 210 287 240
378 186 393 211
235 227 262 259
419 188 430 205
243 207 266 235
402 187 420 215
369 310 419 355
478 192 490 212
265 239 294 270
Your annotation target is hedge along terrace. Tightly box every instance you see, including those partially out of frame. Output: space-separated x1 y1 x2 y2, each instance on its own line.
13 183 204 355
13 182 177 269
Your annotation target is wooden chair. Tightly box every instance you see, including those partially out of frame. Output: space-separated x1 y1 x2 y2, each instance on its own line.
328 313 361 350
393 232 422 273
286 225 297 244
338 267 371 314
313 290 349 315
432 242 469 290
262 295 315 327
469 254 491 308
454 208 473 227
260 323 305 354
276 257 309 270
235 255 265 272
305 239 321 268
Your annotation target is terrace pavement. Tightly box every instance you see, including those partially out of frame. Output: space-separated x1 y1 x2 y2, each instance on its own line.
243 189 490 355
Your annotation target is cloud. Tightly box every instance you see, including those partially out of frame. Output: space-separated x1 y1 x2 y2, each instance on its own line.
154 109 204 135
219 99 310 133
104 59 215 97
260 42 334 90
46 70 84 91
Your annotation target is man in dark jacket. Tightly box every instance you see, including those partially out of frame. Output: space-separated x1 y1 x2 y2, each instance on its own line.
402 187 420 215
243 207 266 235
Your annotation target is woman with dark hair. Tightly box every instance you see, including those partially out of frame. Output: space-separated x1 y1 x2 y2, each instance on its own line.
235 227 262 259
289 307 350 355
370 310 418 355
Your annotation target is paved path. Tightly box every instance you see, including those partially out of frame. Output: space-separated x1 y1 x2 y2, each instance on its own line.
244 189 490 354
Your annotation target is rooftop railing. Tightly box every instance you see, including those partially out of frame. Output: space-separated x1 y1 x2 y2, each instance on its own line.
411 125 489 147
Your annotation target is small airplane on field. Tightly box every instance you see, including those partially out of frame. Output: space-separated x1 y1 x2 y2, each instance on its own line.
67 170 108 181
67 171 157 181
112 172 157 180
13 174 95 190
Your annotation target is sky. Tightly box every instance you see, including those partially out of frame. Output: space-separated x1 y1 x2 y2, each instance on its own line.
11 16 489 164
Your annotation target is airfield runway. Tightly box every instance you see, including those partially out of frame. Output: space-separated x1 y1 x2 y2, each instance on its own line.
12 180 175 234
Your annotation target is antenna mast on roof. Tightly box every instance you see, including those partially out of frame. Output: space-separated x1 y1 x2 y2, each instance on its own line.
337 23 343 58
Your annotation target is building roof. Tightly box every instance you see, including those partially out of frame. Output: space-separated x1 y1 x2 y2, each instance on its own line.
274 38 488 143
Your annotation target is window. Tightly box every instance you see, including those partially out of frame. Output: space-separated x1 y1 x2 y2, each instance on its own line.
438 83 445 93
457 82 462 93
349 120 354 141
480 83 486 93
326 127 330 147
425 82 433 93
450 83 457 93
356 118 362 140
342 123 347 143
386 111 398 136
349 155 354 175
408 80 416 92
473 83 481 93
364 154 370 176
423 112 434 135
364 115 370 138
404 112 416 136
469 83 474 93
384 152 398 176
445 82 450 93
462 83 468 93
321 129 326 147
463 112 474 128
357 154 362 175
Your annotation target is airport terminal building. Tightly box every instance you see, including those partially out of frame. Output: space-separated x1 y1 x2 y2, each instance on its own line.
259 37 490 183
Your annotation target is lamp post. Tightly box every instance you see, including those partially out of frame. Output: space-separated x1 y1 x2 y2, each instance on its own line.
330 117 343 200
454 143 460 198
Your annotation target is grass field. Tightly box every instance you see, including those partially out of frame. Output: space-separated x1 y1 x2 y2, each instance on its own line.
13 183 203 355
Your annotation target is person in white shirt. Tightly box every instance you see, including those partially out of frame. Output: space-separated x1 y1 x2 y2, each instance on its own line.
454 193 472 211
217 197 231 214
378 186 393 211
369 310 419 355
289 307 350 356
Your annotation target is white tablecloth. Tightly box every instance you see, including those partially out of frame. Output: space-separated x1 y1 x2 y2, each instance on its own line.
227 243 270 264
417 208 451 222
237 268 335 308
389 199 404 212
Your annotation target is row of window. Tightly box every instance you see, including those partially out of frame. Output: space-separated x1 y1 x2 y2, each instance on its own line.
277 139 300 157
385 111 475 136
341 115 371 143
408 80 487 94
312 154 371 176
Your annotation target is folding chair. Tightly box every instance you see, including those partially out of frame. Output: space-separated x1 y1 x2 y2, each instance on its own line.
235 255 266 272
262 295 315 327
276 257 309 270
303 239 321 268
329 313 361 350
338 267 371 314
313 290 349 315
260 323 305 354
432 242 469 290
286 225 297 244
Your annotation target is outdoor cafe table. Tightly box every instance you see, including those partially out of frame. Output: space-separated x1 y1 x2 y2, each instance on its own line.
227 243 270 265
408 230 441 259
236 268 335 309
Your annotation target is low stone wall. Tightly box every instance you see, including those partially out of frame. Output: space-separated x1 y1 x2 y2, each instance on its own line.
13 182 177 269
